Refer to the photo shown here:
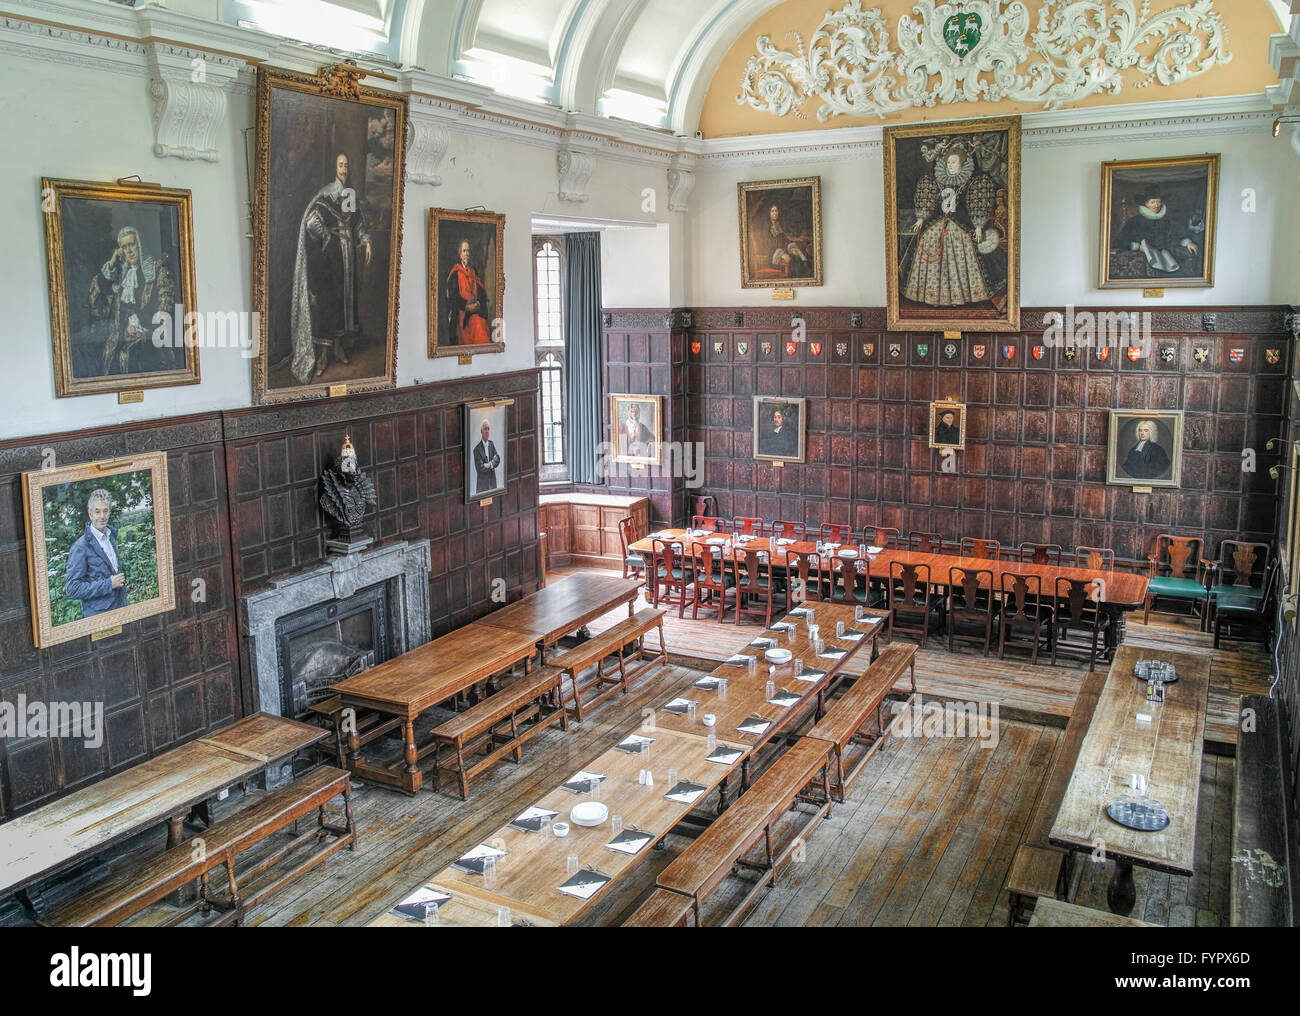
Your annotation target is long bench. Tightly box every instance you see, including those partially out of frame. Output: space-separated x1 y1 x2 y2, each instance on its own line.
1005 668 1107 926
43 765 355 927
431 665 567 799
1230 694 1298 926
552 608 667 721
808 644 916 802
1028 897 1159 927
628 736 835 927
621 887 696 928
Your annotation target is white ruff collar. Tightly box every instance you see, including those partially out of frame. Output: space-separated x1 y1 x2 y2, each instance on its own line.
1137 203 1167 220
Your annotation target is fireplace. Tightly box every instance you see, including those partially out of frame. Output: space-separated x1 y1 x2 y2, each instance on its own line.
241 540 431 716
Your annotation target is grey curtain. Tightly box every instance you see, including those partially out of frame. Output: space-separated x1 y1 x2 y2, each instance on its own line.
564 232 603 484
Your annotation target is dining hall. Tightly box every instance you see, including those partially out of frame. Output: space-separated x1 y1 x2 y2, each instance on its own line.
1 0 1298 953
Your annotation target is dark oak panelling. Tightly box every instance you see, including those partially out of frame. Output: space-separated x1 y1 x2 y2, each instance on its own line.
0 415 239 820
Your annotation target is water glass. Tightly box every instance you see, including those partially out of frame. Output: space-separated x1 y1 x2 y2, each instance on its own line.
640 738 652 762
587 777 602 802
765 679 776 702
718 678 728 702
566 853 579 876
855 604 865 623
836 620 845 638
537 815 552 835
706 729 717 752
482 856 497 890
611 814 624 838
423 902 439 927
746 655 758 675
808 623 820 642
785 624 796 645
667 767 678 788
497 906 511 928
794 658 804 677
687 702 698 724
813 637 825 655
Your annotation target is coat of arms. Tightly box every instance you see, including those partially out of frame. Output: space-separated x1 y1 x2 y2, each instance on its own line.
810 341 822 357
1266 348 1280 364
944 342 958 359
1030 345 1046 360
1063 346 1077 360
916 343 929 358
785 341 797 356
888 343 902 359
737 342 748 355
1096 347 1110 361
1159 346 1175 363
1126 347 1142 362
1229 348 1244 364
1001 343 1015 360
690 340 701 355
1193 346 1209 363
972 344 986 360
713 341 724 355
762 341 773 356
835 342 847 358
863 342 874 358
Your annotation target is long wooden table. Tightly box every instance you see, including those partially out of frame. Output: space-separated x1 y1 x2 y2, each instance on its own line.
629 530 1147 653
0 712 326 898
485 572 642 657
332 622 541 795
372 600 875 927
1048 645 1210 915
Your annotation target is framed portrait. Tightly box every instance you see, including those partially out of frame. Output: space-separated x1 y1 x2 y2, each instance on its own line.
429 208 506 357
737 177 822 289
928 401 966 450
1107 411 1184 488
752 397 806 463
42 177 199 398
610 394 662 466
22 451 175 648
252 64 407 405
1099 154 1219 289
464 401 508 504
883 116 1020 332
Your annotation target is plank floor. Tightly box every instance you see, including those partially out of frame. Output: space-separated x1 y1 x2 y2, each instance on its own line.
12 564 1264 928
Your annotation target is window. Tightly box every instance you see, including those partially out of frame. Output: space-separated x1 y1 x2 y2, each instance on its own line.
533 237 567 481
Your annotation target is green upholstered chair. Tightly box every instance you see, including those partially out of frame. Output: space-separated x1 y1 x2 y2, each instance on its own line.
1207 540 1271 620
1144 535 1211 630
618 516 646 584
1212 556 1277 649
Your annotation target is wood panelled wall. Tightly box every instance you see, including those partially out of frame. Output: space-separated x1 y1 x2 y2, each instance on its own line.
684 306 1291 563
0 370 540 820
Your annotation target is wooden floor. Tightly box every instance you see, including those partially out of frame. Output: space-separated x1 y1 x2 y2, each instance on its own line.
15 564 1267 928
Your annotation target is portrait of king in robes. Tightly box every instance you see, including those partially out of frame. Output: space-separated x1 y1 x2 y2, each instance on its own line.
253 67 405 404
429 209 506 357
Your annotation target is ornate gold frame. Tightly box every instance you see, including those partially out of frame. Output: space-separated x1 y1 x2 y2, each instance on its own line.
251 64 407 404
22 451 176 648
1106 410 1184 488
882 116 1020 332
609 394 663 466
42 177 199 398
1098 153 1219 289
928 400 967 451
737 177 823 289
428 208 507 357
752 396 807 463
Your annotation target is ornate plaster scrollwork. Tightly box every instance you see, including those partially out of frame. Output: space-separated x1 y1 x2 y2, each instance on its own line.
737 0 1232 123
557 146 594 202
149 76 227 162
407 119 450 185
667 155 696 212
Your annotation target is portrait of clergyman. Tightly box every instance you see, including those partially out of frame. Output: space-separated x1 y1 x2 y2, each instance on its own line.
430 209 506 357
253 66 406 404
753 397 806 463
1099 155 1219 289
42 178 199 398
883 117 1020 332
610 394 662 465
928 401 967 450
1108 411 1184 488
737 178 822 289
22 452 176 648
464 401 509 503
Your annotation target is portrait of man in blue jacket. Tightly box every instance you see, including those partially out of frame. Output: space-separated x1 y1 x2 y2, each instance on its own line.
63 488 128 618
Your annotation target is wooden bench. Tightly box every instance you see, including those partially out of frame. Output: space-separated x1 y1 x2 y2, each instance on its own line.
808 644 916 802
43 765 355 927
552 608 667 721
621 887 696 928
649 736 835 927
431 665 567 799
1005 669 1107 926
1230 694 1298 926
1028 897 1159 927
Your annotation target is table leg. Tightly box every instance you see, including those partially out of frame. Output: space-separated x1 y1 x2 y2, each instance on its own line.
1107 860 1137 916
403 720 422 794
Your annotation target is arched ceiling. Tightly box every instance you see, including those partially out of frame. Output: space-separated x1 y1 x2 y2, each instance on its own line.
216 0 1288 137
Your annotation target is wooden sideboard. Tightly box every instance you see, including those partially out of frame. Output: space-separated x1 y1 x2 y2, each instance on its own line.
539 493 649 570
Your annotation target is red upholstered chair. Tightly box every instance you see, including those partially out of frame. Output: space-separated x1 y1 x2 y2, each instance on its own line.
691 540 736 623
998 573 1053 664
946 566 996 655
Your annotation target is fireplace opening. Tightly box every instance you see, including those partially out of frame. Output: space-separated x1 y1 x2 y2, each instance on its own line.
275 581 392 718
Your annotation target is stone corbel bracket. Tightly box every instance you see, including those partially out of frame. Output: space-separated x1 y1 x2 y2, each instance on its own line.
407 115 450 186
145 41 244 162
557 137 598 202
667 153 696 213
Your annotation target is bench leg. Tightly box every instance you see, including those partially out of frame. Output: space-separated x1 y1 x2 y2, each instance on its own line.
570 669 584 723
510 713 522 763
456 743 469 801
342 782 357 849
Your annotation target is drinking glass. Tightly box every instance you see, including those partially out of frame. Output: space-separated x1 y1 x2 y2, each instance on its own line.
587 777 601 802
836 620 845 638
483 856 497 890
718 678 728 702
566 854 579 876
497 906 511 928
794 658 804 677
611 814 624 838
785 624 796 645
537 815 551 835
746 655 758 675
667 767 678 788
814 637 825 655
765 680 776 702
640 738 652 762
423 902 439 927
855 604 865 623
687 702 698 724
705 729 717 752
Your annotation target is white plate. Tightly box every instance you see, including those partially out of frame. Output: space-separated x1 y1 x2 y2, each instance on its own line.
838 549 859 558
706 537 728 545
764 648 793 664
866 546 883 554
570 802 608 827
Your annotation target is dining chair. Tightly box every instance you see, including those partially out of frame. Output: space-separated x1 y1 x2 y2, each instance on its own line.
650 538 696 619
771 519 807 542
908 531 945 554
829 555 870 607
946 566 996 655
1206 539 1271 633
819 522 854 544
690 540 736 623
690 515 727 534
960 538 1001 560
1019 543 1063 566
732 516 765 537
886 561 945 645
617 516 646 585
861 526 901 548
1051 577 1109 671
997 573 1053 664
783 547 827 609
1073 546 1115 571
1144 534 1210 630
1213 558 1278 649
735 546 774 627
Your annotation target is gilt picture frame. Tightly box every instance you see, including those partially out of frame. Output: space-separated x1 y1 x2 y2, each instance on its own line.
1107 410 1184 488
753 396 806 463
738 177 823 289
609 394 662 466
429 208 506 358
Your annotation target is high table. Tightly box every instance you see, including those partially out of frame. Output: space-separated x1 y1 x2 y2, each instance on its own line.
485 572 642 658
332 622 541 795
0 712 326 897
371 600 877 927
1048 645 1210 915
